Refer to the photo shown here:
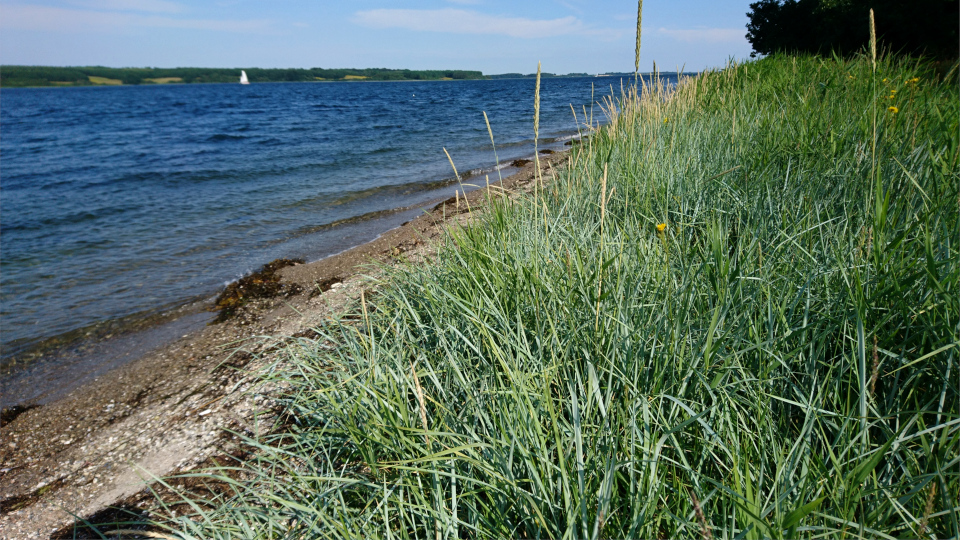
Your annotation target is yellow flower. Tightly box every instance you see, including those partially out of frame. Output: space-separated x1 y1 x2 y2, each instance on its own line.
888 106 899 114
882 78 888 83
656 223 667 233
908 77 920 84
663 118 669 123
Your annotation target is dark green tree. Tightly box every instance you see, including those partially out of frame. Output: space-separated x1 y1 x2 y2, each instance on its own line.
746 0 959 58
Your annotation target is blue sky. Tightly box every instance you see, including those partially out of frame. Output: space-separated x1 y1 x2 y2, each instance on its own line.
0 1 755 73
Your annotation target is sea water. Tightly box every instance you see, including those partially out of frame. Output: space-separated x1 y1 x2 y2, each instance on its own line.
1 75 677 380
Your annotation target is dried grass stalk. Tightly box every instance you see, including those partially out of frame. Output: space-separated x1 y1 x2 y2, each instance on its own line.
635 0 643 79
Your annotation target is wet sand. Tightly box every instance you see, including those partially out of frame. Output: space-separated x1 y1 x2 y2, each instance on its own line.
0 150 572 538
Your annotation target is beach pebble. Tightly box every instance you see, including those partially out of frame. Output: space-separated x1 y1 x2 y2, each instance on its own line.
198 409 212 416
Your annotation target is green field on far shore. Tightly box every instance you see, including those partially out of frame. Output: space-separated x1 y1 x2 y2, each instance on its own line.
129 52 959 539
86 75 122 85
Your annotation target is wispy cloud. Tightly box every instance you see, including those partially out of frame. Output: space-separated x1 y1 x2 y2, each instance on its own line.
1 4 271 33
66 0 184 14
657 27 746 44
554 1 584 16
353 8 613 39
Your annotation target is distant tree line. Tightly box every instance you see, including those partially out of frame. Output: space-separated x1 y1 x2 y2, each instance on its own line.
486 72 593 79
0 66 486 87
746 0 959 58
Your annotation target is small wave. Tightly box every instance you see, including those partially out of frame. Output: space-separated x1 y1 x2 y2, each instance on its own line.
288 205 419 238
545 133 582 143
206 134 248 142
365 146 403 155
285 175 463 212
3 205 131 232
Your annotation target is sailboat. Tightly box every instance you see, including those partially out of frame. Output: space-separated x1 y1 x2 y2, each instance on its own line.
240 70 250 85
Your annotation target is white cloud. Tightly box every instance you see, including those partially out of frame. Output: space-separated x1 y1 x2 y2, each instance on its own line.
657 27 746 44
66 0 184 14
555 1 584 16
0 4 271 33
353 8 612 39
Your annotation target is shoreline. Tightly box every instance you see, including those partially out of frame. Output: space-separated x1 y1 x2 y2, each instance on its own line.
0 148 574 536
0 150 560 411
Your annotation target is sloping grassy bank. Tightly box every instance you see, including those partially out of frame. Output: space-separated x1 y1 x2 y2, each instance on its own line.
165 54 958 538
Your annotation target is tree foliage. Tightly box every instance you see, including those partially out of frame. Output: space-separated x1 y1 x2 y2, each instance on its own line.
746 0 959 58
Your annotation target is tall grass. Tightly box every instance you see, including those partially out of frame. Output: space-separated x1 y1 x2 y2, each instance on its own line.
157 54 958 539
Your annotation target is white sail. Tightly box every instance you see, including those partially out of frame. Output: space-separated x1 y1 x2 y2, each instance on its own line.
240 70 250 85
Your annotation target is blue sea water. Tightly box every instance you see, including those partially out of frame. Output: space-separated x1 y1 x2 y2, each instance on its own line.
0 75 674 370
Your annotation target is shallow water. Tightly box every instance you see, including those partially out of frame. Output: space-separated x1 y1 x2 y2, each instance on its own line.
1 75 676 367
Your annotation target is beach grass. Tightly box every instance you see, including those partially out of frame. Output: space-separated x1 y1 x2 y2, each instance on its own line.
153 53 958 539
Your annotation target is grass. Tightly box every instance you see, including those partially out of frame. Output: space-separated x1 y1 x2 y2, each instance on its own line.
140 53 958 539
144 77 183 84
87 75 123 85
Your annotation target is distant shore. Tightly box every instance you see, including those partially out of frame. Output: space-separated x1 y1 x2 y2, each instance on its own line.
1 65 680 88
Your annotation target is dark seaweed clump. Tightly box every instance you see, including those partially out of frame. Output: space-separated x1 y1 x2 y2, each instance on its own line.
213 258 304 322
1 404 38 427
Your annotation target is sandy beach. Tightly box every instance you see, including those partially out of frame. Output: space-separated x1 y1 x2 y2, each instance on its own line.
0 150 571 538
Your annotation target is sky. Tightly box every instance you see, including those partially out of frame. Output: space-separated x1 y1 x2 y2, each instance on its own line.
0 1 756 74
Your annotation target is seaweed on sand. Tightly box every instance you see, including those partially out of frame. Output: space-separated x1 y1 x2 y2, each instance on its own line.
212 258 304 322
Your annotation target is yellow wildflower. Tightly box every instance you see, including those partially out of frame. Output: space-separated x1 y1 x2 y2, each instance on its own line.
656 223 667 233
663 118 669 123
888 106 899 114
882 78 888 83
